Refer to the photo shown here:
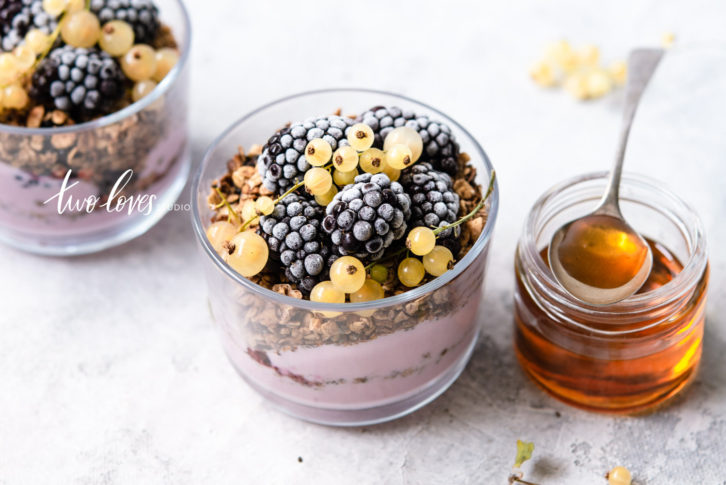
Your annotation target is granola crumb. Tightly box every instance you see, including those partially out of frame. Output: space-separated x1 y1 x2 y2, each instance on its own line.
272 284 303 299
26 106 44 128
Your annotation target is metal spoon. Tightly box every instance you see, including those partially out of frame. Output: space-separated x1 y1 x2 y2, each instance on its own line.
548 48 664 305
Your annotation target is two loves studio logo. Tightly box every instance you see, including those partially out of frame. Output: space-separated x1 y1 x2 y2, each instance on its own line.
43 169 156 215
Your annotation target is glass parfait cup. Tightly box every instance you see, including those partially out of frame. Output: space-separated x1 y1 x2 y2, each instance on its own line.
191 89 499 426
0 0 191 255
514 172 708 414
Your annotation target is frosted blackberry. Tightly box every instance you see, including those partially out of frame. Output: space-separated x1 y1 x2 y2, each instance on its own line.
30 45 126 119
258 194 335 293
90 0 160 45
257 115 354 195
322 173 411 262
400 162 460 238
0 0 56 51
359 106 460 176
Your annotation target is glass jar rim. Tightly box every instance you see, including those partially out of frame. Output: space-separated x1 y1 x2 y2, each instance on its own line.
519 171 708 316
0 0 191 136
190 88 500 311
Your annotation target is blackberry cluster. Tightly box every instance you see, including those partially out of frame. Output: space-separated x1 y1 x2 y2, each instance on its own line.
257 115 354 195
259 194 335 293
358 106 460 176
90 0 160 45
30 45 126 119
400 162 460 237
0 0 56 51
322 173 411 262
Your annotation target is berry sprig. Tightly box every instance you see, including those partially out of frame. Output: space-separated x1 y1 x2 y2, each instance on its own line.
207 115 490 304
239 178 306 231
397 170 495 286
363 169 496 276
52 0 178 102
0 0 177 116
0 1 66 102
303 122 424 206
219 159 339 237
0 4 66 108
208 123 426 298
308 169 494 301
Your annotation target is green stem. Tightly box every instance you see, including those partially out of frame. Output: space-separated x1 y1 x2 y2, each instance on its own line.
433 170 496 236
214 186 240 224
238 179 306 232
275 179 307 204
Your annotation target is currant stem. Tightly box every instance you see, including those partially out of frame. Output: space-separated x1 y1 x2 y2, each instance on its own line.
238 178 306 232
433 170 496 236
213 186 240 224
508 476 539 485
275 179 307 203
365 170 496 271
31 8 66 74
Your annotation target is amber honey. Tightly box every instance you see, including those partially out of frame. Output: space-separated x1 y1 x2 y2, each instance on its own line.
554 214 651 289
514 237 708 414
514 172 709 414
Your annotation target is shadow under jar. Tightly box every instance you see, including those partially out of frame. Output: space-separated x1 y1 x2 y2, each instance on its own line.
191 89 499 426
0 0 191 256
514 172 708 414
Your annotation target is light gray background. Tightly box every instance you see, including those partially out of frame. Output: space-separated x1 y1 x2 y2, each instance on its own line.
2 0 725 483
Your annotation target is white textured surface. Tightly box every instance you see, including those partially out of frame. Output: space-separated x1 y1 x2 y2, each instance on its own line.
2 0 726 483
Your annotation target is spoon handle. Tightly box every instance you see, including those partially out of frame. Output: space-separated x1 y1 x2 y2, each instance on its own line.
598 48 665 216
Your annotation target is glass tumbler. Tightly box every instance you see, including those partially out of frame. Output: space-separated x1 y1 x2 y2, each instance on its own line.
0 0 191 255
191 89 499 425
514 172 708 414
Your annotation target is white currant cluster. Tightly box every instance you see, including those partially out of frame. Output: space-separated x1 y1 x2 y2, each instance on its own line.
529 40 626 100
0 0 179 112
207 118 494 304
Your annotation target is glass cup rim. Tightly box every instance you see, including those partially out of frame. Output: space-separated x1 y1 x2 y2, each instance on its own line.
0 0 191 136
191 87 499 311
519 170 708 315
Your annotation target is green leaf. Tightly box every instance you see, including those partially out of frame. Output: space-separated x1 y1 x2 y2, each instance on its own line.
513 440 535 468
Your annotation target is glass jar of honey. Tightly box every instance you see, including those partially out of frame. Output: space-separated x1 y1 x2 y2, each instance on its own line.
514 172 709 414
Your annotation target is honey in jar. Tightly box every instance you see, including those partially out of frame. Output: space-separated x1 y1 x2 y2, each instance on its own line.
513 173 709 414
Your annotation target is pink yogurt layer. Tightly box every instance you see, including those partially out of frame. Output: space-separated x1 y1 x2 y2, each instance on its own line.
221 293 481 410
0 127 186 238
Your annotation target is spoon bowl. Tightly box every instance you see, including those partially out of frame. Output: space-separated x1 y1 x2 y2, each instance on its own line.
549 213 653 305
548 48 664 305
